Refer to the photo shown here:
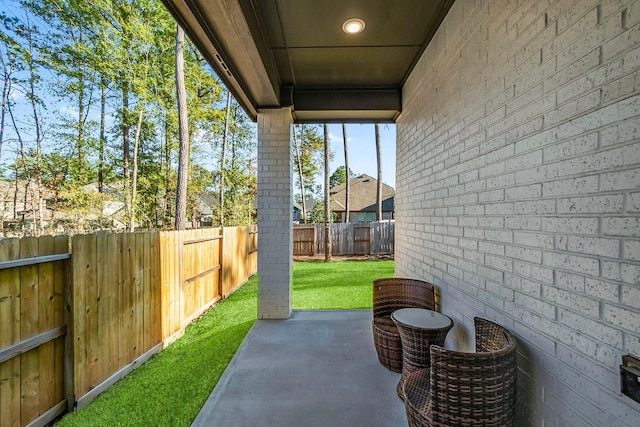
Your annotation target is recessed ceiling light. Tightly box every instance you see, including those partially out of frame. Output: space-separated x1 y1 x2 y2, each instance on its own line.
342 18 365 34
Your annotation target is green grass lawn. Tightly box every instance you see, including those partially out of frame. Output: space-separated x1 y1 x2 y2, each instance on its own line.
292 259 394 309
55 259 393 427
56 275 259 427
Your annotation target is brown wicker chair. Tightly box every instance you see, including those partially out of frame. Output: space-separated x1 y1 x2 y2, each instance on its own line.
372 278 436 372
402 317 517 427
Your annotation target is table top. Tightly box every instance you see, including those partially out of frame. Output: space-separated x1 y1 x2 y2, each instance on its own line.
392 308 452 330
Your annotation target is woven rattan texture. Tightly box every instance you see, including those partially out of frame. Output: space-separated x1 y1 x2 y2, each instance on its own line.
393 312 453 399
372 278 436 372
403 317 517 427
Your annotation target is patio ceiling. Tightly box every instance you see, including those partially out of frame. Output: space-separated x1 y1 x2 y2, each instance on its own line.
161 0 454 123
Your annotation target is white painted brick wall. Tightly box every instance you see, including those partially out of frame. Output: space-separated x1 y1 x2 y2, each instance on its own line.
396 1 640 425
257 108 292 319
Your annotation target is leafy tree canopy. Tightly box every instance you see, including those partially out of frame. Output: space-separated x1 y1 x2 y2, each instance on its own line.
0 0 258 234
292 123 325 200
329 165 355 189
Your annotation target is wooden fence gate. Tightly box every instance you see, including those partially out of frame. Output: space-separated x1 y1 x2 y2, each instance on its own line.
353 226 371 255
293 227 315 256
294 221 394 256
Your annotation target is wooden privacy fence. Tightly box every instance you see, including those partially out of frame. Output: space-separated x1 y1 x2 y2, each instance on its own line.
0 236 70 427
293 221 394 256
0 226 257 427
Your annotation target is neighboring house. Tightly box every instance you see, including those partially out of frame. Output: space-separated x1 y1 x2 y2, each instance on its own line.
292 202 304 223
0 180 57 232
195 193 219 226
329 174 394 223
79 182 128 230
293 199 316 223
0 180 129 234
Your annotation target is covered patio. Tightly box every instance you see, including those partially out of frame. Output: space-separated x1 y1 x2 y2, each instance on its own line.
191 310 405 426
162 1 640 426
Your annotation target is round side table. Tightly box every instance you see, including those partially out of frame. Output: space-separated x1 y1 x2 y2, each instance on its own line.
391 308 453 400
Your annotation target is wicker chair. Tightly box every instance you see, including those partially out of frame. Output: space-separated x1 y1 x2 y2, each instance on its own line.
372 278 436 372
402 317 517 427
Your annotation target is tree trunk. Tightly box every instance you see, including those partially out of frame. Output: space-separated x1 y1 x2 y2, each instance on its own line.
342 123 349 223
98 80 106 193
75 65 93 186
174 24 190 230
12 163 18 219
8 101 22 222
160 108 171 224
323 124 332 262
0 61 10 162
293 125 306 223
26 41 43 235
129 109 144 232
375 123 382 221
24 180 31 234
77 69 85 179
230 103 238 170
163 110 171 225
220 90 231 227
122 83 131 223
9 98 34 234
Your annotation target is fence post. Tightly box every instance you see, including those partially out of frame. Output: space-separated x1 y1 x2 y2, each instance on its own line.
64 239 75 412
219 227 224 296
178 231 185 330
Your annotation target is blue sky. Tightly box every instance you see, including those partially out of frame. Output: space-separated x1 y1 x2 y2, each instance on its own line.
325 123 396 188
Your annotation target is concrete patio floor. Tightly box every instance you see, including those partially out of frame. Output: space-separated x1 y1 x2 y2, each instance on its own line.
192 310 406 426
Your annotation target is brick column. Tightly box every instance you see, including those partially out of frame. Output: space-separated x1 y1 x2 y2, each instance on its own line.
257 108 293 319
